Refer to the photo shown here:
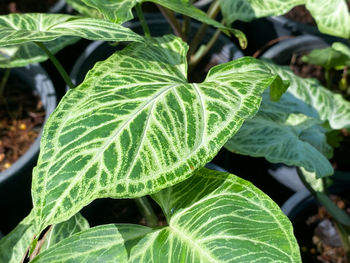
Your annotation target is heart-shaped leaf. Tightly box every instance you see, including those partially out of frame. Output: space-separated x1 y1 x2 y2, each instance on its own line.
0 13 143 47
306 0 350 38
32 35 286 232
219 0 305 23
31 169 301 262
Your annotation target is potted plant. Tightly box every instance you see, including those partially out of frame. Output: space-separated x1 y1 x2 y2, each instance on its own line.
0 1 307 262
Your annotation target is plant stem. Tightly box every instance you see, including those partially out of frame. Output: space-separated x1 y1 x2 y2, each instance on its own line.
325 69 332 90
135 4 151 38
0 68 10 98
134 196 158 227
157 5 184 40
34 42 75 89
188 0 220 57
189 27 220 70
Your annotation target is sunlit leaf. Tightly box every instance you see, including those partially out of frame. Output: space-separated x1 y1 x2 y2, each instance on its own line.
32 169 301 263
219 0 305 23
306 0 350 38
0 13 143 47
32 35 286 232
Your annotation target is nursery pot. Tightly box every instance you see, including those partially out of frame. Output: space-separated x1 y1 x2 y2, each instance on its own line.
282 175 350 262
0 64 56 234
70 16 243 86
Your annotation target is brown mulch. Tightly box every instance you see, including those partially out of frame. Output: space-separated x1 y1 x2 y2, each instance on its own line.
0 79 45 172
0 0 59 14
303 195 350 263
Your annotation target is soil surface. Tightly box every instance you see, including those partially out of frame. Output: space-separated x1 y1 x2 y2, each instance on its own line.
295 194 350 263
285 5 316 25
0 76 45 172
0 0 59 14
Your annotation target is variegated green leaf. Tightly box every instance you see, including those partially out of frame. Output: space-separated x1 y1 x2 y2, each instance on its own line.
31 169 301 263
261 60 350 129
219 0 305 23
0 13 143 47
65 0 104 19
32 35 285 232
80 0 136 23
79 0 247 47
0 212 88 263
306 0 350 39
0 37 79 68
41 213 90 252
0 211 37 263
226 109 333 178
31 225 128 263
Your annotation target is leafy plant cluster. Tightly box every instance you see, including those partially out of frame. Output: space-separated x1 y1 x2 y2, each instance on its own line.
0 0 350 262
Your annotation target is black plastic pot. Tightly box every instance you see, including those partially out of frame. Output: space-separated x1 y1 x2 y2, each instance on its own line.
267 16 349 45
260 34 329 63
70 17 243 86
282 177 350 262
0 64 56 234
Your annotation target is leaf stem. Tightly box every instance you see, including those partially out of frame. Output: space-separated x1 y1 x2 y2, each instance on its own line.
157 5 184 40
34 42 75 89
334 221 350 261
135 4 151 38
134 196 158 228
188 0 220 57
189 27 221 70
0 68 10 98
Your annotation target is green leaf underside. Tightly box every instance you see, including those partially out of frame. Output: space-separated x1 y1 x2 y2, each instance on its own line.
260 60 350 130
32 35 283 231
332 42 350 61
219 0 304 23
306 0 350 38
0 13 143 47
0 36 79 68
226 108 333 178
32 169 301 263
226 60 350 177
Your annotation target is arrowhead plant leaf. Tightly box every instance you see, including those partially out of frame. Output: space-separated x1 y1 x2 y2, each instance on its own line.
306 0 350 39
219 0 305 23
32 35 287 232
31 169 301 263
0 13 143 47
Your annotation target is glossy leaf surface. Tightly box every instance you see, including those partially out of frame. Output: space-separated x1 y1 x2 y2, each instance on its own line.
32 225 128 263
65 0 104 19
32 169 301 263
306 0 350 38
32 35 285 231
0 13 143 47
219 0 304 23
